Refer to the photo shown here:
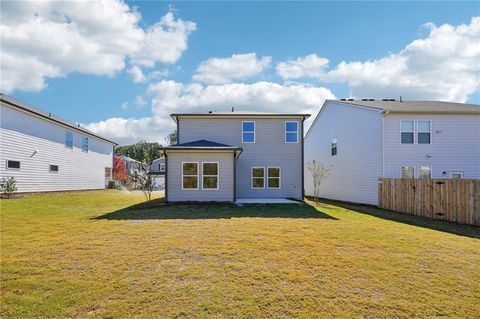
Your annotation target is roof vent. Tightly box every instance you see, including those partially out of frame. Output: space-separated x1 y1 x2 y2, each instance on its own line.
382 99 389 101
368 99 375 101
340 98 346 101
361 98 368 101
389 99 396 101
347 98 354 101
208 111 213 114
77 123 80 127
231 107 234 112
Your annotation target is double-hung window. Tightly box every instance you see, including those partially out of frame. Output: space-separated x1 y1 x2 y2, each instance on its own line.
450 172 463 179
331 138 337 156
267 167 280 188
285 121 298 143
82 137 89 152
417 120 431 144
65 131 73 149
242 121 255 143
401 120 414 144
202 162 219 190
401 166 415 179
182 162 198 189
252 167 265 188
418 166 432 179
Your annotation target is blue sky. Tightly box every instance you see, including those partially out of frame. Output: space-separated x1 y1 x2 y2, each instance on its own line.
1 1 479 144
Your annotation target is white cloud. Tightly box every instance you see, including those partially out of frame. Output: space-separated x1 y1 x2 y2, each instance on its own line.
85 80 335 145
192 53 272 84
276 54 329 80
276 17 480 102
128 65 147 83
130 11 196 67
121 102 128 110
0 1 195 93
135 95 147 107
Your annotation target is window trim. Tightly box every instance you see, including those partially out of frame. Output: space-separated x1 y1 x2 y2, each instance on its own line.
449 171 464 179
6 160 20 170
417 120 432 144
251 166 265 189
242 121 256 143
417 166 432 179
65 131 74 149
331 138 338 156
267 166 281 189
49 164 59 173
400 120 415 144
401 166 415 179
202 162 219 190
82 136 89 153
285 121 299 143
182 161 199 190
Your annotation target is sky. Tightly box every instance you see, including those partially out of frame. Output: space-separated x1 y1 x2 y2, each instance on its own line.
1 1 479 145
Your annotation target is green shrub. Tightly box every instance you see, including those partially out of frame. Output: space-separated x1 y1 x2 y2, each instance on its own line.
0 177 17 199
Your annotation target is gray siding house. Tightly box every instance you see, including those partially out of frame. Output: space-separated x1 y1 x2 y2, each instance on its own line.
304 99 480 205
162 111 310 202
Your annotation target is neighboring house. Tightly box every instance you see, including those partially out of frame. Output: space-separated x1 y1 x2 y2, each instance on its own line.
149 157 165 190
0 94 117 192
120 155 146 175
304 99 480 205
162 111 310 202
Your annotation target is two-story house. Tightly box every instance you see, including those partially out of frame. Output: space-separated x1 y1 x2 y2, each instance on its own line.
0 94 117 193
161 111 310 202
304 99 480 205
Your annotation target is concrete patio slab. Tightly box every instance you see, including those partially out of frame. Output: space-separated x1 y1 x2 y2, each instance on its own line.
235 198 301 204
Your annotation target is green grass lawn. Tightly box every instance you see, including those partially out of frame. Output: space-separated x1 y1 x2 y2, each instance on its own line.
1 191 479 318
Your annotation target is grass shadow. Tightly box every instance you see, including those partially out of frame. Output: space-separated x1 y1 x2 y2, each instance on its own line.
93 198 337 220
313 197 480 239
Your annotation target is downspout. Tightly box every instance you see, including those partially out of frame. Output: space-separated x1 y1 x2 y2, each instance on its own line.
164 151 168 202
233 152 236 203
382 110 389 178
176 116 180 144
301 117 305 200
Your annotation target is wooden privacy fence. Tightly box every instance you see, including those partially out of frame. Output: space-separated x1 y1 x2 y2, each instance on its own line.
378 178 480 226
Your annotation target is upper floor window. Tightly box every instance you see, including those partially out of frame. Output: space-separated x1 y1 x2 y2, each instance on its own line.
6 160 20 170
417 120 431 144
285 121 298 143
182 162 198 189
401 166 414 179
82 137 89 152
331 138 337 156
202 162 219 190
267 167 280 189
159 163 165 172
401 120 414 144
65 131 73 149
242 121 255 143
418 166 432 179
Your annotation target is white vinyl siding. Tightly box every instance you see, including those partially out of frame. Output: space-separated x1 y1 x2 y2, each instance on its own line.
0 103 114 192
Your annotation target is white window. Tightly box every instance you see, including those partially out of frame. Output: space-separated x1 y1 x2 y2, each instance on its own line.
182 162 198 189
82 136 89 152
267 167 281 189
251 167 265 189
65 131 73 149
418 166 432 179
285 121 298 143
401 166 415 179
49 164 59 173
417 120 431 144
159 163 165 172
401 120 414 144
6 160 20 170
331 138 337 156
449 172 463 179
242 121 255 143
202 162 219 190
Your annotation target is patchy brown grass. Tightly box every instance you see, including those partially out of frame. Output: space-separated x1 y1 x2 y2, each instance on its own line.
1 190 479 318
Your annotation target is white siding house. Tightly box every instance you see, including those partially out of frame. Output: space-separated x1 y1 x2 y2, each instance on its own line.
304 99 480 205
0 94 116 193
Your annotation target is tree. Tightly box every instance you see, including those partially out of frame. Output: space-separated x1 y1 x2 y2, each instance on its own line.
130 165 154 201
306 160 332 203
0 177 17 199
113 155 128 181
115 141 162 164
166 130 177 145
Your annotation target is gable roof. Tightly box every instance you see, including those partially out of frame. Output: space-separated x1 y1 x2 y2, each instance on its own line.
1 94 117 145
170 111 310 122
329 99 480 114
